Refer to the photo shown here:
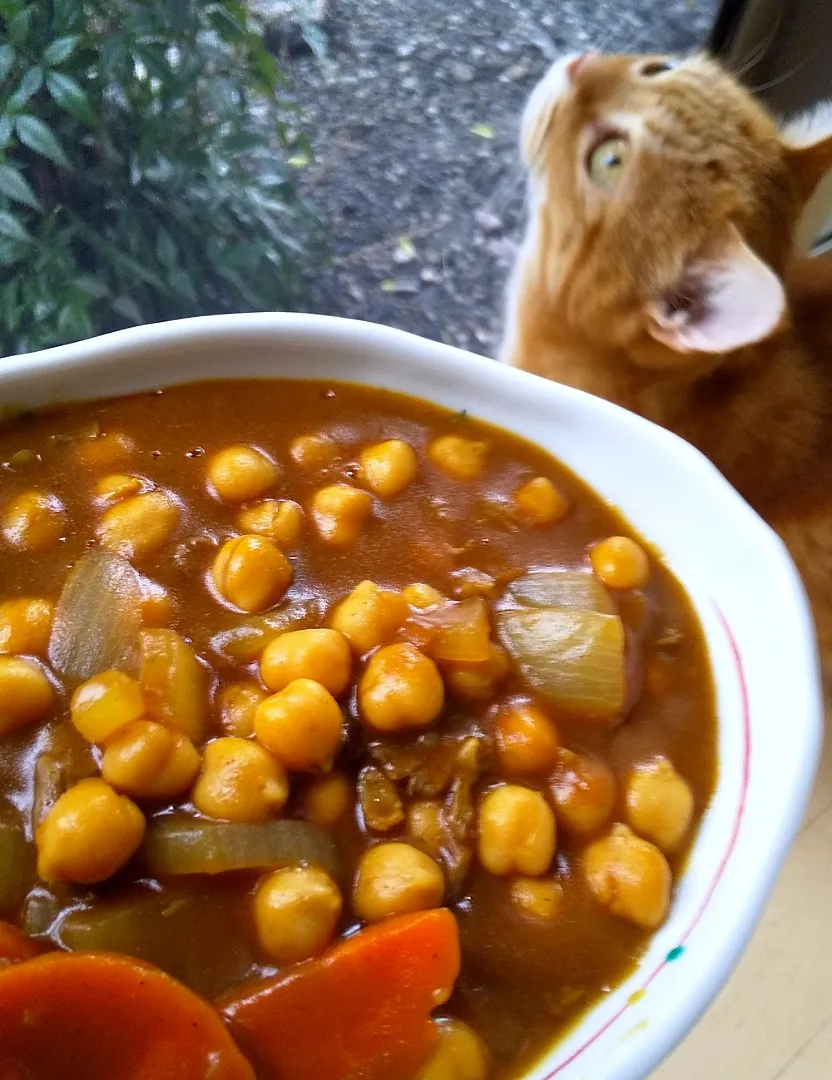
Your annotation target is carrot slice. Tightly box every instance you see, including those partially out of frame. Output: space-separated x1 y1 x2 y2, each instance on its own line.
0 921 41 966
0 951 255 1080
220 908 461 1080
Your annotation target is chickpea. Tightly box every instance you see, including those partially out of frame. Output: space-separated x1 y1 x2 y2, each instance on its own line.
70 669 145 744
510 876 564 922
358 643 444 733
493 702 559 777
212 534 293 613
254 679 343 772
358 440 419 498
0 597 54 656
75 432 135 470
301 771 352 829
290 433 337 470
260 629 352 698
550 750 617 836
101 719 172 791
445 644 510 704
428 435 488 481
216 681 268 738
584 823 672 930
310 485 373 546
101 720 200 800
514 476 567 526
237 499 304 547
2 490 67 551
208 445 278 503
625 757 694 853
97 490 180 560
402 583 445 610
590 536 650 590
414 1019 490 1080
0 657 54 736
254 865 343 964
35 778 146 885
94 473 146 506
353 842 445 924
192 737 289 822
329 580 408 655
477 785 556 877
407 800 445 860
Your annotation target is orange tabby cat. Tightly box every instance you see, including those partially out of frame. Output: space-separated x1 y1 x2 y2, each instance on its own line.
502 52 832 675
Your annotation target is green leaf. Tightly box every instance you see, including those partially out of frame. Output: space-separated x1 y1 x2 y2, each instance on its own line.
0 211 32 244
42 35 80 67
15 115 71 168
45 71 94 125
0 162 40 209
9 66 43 108
155 229 178 267
167 267 197 301
74 275 109 299
470 123 495 139
288 152 310 168
0 239 24 268
76 223 166 291
0 44 14 84
111 295 143 324
51 0 78 37
0 0 317 354
8 7 34 46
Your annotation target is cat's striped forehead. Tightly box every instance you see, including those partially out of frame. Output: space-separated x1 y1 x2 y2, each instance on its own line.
522 52 781 170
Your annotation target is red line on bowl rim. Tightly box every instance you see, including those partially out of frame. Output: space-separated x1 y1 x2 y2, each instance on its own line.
540 602 751 1079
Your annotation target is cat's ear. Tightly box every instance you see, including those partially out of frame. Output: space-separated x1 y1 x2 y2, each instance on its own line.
781 104 832 203
786 133 832 203
645 226 785 354
520 55 578 167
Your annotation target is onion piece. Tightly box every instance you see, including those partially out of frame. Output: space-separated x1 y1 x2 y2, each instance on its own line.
509 571 615 613
139 816 342 880
32 719 98 834
209 599 323 665
409 598 492 664
48 550 142 680
55 891 258 1000
496 607 625 719
0 811 33 915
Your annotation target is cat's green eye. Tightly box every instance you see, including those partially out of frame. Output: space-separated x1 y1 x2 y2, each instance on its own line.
587 137 630 190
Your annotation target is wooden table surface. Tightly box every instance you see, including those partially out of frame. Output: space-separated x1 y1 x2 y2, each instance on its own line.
653 710 832 1080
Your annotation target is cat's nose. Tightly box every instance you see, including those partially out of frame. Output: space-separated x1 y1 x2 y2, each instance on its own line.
566 52 598 83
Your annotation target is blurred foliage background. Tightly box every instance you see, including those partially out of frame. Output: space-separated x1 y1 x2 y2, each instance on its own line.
0 0 318 356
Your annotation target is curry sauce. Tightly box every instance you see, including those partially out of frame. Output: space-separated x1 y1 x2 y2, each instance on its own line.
0 379 717 1079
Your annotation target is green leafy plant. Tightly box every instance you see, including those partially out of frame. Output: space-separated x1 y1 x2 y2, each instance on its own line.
0 0 318 356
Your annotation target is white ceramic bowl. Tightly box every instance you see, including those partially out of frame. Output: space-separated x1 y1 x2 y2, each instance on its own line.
2 313 823 1080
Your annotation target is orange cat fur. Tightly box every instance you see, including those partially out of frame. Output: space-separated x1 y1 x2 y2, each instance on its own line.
502 52 832 675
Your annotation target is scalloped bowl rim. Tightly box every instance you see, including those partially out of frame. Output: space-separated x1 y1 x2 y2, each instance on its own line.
1 313 823 1080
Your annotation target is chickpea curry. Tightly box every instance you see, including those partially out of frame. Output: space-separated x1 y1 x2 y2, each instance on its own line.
0 379 717 1080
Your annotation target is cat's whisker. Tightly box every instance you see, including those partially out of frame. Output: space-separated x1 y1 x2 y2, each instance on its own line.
724 17 784 81
747 53 816 96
